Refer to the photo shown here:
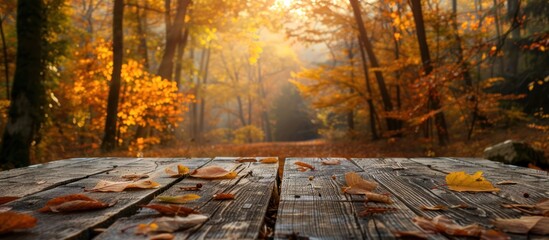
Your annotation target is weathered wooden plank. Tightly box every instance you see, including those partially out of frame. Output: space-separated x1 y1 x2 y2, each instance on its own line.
0 158 211 240
0 157 143 197
454 157 549 179
350 158 448 240
0 157 97 180
275 158 364 239
410 157 549 204
95 157 279 240
352 158 527 233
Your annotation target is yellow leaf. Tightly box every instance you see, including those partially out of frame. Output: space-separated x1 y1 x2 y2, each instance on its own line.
260 157 278 164
445 171 500 192
156 194 201 204
165 164 190 177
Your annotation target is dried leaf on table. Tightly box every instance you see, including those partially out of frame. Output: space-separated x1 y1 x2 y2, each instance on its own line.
122 174 149 181
90 179 160 192
213 193 235 200
165 164 190 177
493 216 549 235
136 214 208 234
39 194 114 213
0 211 37 234
496 180 518 185
260 157 278 164
342 172 391 203
150 233 174 240
445 171 500 192
142 204 199 216
420 205 447 211
294 161 315 171
393 231 429 239
190 166 237 179
363 192 392 204
502 198 549 216
236 158 257 163
414 215 509 239
0 196 20 205
358 206 397 216
156 194 201 204
321 159 341 165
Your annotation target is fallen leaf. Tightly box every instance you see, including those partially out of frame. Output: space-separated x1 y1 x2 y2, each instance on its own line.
344 172 378 193
446 171 500 192
358 206 397 216
260 157 278 164
420 205 448 211
91 179 160 192
294 161 315 171
496 180 518 185
0 211 37 234
0 196 20 205
180 183 202 191
190 166 237 179
321 159 341 165
363 192 393 204
393 231 428 239
414 215 508 238
39 194 114 213
213 193 235 200
493 216 549 235
136 214 208 234
236 158 257 163
141 204 199 216
150 233 174 240
501 199 549 216
165 164 190 177
122 174 149 181
156 194 201 204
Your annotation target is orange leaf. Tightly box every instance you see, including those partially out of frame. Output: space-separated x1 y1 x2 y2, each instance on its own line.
39 194 113 213
142 204 199 216
91 179 160 192
190 166 237 179
0 211 37 234
0 196 20 205
213 193 235 200
260 157 278 164
156 194 201 204
344 172 378 193
165 164 190 177
150 233 174 240
294 161 315 171
321 159 341 165
236 158 257 163
445 171 500 192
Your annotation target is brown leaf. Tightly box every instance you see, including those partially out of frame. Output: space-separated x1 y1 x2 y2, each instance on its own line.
0 196 20 205
358 206 397 216
165 164 190 177
136 214 208 234
344 172 378 193
502 199 549 216
156 194 201 204
493 216 549 235
414 215 484 237
90 179 160 192
363 192 393 204
122 174 149 181
420 205 447 211
180 183 202 191
0 211 37 234
480 229 511 240
260 157 278 164
141 204 199 216
213 193 235 200
150 233 174 240
393 231 429 239
321 159 341 165
294 161 315 171
39 194 113 213
190 166 238 179
236 158 257 163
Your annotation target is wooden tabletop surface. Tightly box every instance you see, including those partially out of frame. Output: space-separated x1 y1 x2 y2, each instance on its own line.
0 157 547 239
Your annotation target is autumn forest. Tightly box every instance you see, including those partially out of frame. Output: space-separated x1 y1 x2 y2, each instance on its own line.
0 0 547 169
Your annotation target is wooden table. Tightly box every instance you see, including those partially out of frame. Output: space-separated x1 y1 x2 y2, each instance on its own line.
0 157 547 239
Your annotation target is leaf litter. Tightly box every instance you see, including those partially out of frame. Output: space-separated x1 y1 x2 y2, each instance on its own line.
39 194 114 213
0 211 37 234
190 165 237 179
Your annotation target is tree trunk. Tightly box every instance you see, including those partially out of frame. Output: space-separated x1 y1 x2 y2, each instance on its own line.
135 1 149 69
349 0 401 134
505 0 520 76
0 15 9 100
101 0 124 152
157 0 190 81
410 0 449 146
257 59 272 141
357 37 379 140
0 0 44 168
174 27 189 89
451 0 473 88
198 46 211 141
493 0 504 75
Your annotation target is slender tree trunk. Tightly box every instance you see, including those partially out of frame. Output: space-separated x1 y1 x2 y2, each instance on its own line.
101 0 124 152
347 44 355 134
349 0 401 134
164 0 171 37
157 0 190 80
0 0 44 168
410 0 449 146
257 59 272 141
493 0 504 75
198 46 210 141
174 27 189 89
0 16 9 100
451 0 473 88
357 37 379 140
135 2 149 69
505 0 520 76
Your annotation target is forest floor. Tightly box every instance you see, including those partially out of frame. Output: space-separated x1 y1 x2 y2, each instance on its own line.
99 123 547 160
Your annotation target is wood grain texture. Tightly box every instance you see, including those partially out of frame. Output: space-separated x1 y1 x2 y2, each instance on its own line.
454 157 549 179
275 158 364 239
95 157 278 240
0 158 211 240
